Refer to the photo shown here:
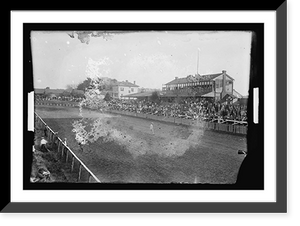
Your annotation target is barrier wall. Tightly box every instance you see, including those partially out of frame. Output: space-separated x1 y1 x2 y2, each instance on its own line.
107 110 247 135
34 112 100 183
35 101 79 108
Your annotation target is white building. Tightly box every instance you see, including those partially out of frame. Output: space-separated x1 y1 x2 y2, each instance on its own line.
112 80 139 99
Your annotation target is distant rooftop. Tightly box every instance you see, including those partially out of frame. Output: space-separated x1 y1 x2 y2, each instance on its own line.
114 80 139 87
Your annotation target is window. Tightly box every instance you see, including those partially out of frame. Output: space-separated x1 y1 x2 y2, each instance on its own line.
120 87 124 91
131 88 134 92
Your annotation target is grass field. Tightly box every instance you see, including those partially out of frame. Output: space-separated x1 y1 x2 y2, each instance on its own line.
35 105 247 184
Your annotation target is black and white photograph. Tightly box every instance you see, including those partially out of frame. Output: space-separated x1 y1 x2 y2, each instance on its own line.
28 27 255 186
5 4 289 216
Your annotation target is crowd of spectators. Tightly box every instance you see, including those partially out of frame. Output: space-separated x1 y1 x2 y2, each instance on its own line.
35 93 247 123
107 97 247 123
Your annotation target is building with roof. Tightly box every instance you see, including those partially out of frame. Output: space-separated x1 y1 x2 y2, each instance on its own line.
112 80 139 99
162 70 235 101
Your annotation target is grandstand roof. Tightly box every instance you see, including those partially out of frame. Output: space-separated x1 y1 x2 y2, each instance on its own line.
233 89 243 98
123 91 162 98
161 89 211 98
164 72 234 86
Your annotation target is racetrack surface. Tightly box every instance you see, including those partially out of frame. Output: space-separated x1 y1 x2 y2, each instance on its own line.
35 105 247 184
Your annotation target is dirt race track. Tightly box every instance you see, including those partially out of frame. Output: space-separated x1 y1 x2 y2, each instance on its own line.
35 105 247 184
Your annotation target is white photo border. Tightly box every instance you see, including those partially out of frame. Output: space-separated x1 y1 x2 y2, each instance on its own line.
6 5 287 213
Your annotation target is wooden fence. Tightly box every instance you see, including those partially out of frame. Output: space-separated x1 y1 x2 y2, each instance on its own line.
35 101 78 108
107 110 248 135
34 112 100 183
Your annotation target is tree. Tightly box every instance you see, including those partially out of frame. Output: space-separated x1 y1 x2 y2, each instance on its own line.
66 83 77 90
104 92 112 102
150 91 160 103
77 77 93 91
100 78 118 91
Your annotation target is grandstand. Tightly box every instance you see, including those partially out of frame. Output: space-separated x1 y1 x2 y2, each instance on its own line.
162 70 237 102
113 70 248 126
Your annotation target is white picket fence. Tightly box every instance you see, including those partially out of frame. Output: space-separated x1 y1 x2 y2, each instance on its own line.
34 112 100 183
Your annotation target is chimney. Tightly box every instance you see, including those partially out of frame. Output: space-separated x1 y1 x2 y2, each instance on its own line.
175 77 178 80
221 70 227 99
126 80 128 83
222 70 226 88
134 81 136 85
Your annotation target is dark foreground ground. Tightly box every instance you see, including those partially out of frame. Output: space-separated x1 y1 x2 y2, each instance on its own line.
35 106 247 184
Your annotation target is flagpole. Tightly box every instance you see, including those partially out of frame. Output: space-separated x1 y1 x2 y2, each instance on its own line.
197 48 200 75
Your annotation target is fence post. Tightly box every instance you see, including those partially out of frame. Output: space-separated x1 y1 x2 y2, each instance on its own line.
61 147 65 162
50 132 53 142
57 141 61 154
78 166 89 182
215 122 219 131
65 148 69 163
228 125 233 133
78 165 82 182
72 157 80 174
71 157 75 172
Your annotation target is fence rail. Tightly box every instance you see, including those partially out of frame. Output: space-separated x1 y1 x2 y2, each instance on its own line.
34 112 100 183
107 110 248 135
35 101 79 108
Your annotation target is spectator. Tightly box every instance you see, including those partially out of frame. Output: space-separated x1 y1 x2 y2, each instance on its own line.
40 137 48 152
106 97 247 124
150 122 155 135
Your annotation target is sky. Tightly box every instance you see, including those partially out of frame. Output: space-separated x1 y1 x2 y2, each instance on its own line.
31 30 252 95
